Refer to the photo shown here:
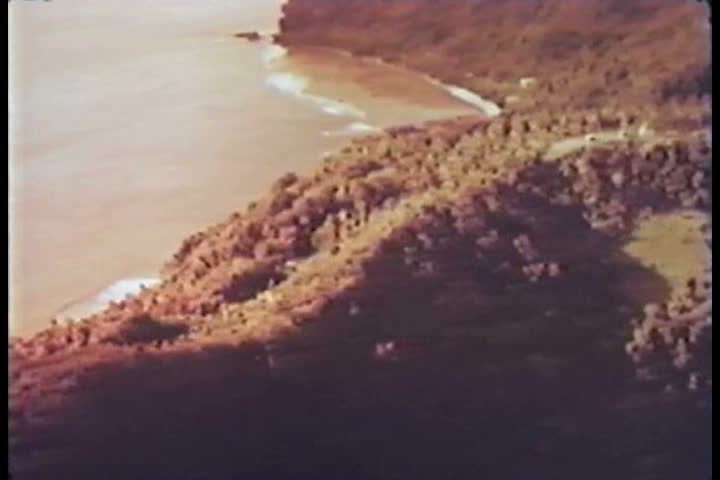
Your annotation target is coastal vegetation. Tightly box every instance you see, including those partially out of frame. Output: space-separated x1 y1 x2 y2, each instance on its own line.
9 1 711 478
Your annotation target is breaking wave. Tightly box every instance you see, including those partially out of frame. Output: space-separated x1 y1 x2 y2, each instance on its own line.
321 122 380 136
265 72 367 119
261 44 288 66
55 277 161 324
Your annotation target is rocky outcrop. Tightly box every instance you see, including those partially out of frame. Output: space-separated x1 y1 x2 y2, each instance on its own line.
233 31 262 42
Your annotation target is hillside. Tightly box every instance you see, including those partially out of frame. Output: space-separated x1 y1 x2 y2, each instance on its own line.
277 0 711 119
9 1 711 479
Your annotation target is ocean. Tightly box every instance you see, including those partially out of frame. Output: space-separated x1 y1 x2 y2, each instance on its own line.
8 0 480 335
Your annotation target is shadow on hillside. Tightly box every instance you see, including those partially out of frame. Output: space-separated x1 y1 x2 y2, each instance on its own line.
10 200 711 480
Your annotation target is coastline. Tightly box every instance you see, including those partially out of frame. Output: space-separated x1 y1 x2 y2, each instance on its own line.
278 44 503 117
9 1 711 478
275 0 710 121
10 105 711 478
40 40 489 331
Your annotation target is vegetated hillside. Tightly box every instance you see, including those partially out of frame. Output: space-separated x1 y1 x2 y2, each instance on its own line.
10 108 711 480
277 0 710 117
9 1 711 478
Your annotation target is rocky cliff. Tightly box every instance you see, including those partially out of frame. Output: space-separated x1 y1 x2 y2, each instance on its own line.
9 1 711 479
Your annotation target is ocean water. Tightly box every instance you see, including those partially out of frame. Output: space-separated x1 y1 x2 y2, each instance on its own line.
8 0 480 335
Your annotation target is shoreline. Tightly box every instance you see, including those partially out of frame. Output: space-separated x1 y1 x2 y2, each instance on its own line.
38 39 492 331
281 44 503 117
51 276 161 327
9 0 294 337
11 33 710 357
10 0 710 386
9 1 711 477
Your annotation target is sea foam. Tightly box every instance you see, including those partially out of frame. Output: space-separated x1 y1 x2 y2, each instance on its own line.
322 122 379 136
305 94 367 119
261 44 288 66
55 277 161 324
423 75 502 117
92 277 161 305
266 72 308 96
443 85 502 117
266 72 367 119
